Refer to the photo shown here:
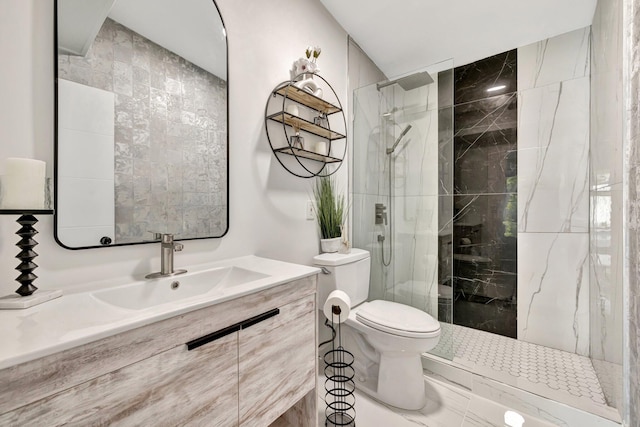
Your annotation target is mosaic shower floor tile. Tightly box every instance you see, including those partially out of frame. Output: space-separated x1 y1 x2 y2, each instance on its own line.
427 323 621 423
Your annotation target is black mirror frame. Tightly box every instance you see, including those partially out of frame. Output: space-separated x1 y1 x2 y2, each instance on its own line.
52 0 229 249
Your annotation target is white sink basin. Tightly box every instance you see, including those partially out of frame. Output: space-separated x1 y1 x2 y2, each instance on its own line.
92 266 269 310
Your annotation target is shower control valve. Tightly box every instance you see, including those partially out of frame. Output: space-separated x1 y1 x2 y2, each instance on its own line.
375 203 387 225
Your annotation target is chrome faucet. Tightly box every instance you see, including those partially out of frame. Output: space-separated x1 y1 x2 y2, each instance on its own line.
145 234 187 279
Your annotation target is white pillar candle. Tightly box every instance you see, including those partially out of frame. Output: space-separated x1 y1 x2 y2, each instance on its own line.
0 158 47 209
314 141 328 156
285 104 299 116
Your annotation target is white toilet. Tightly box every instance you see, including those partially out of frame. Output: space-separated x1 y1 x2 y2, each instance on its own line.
313 248 441 410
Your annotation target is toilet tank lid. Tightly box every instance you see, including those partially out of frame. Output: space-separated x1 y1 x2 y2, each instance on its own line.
312 248 369 266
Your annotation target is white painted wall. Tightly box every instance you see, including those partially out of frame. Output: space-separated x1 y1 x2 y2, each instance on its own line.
0 0 348 294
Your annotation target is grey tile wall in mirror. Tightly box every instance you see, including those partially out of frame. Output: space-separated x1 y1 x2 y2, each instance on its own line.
55 0 228 248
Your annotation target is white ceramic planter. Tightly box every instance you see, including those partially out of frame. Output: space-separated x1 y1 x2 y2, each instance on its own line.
320 237 342 253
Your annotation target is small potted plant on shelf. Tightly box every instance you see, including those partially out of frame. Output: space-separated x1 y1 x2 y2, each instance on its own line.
312 175 345 253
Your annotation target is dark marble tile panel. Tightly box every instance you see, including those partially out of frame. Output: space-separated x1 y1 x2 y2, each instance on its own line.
453 297 517 338
452 193 517 339
454 129 517 194
452 194 517 274
454 49 517 105
454 92 517 137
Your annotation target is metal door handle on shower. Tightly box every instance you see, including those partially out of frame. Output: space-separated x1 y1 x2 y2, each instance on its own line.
375 203 387 225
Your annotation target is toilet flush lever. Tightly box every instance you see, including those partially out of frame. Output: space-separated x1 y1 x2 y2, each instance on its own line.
321 267 331 275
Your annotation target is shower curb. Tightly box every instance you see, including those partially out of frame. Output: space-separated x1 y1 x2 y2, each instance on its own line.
422 353 621 426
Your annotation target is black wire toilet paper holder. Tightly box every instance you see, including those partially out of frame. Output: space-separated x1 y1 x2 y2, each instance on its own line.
324 304 356 427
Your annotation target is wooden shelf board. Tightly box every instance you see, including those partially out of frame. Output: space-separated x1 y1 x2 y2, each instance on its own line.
274 147 342 164
267 112 345 141
274 84 341 114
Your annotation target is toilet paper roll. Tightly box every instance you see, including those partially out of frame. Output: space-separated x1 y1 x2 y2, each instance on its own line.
323 290 351 323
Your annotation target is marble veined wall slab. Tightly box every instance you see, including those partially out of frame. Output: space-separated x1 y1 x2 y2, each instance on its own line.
623 0 640 424
393 107 439 197
352 84 390 197
518 27 590 91
590 0 624 417
517 77 590 233
517 232 590 355
590 184 624 365
516 27 591 356
392 195 439 315
454 50 517 105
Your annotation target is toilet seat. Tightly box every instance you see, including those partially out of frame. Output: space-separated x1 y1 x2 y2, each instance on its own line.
355 300 441 338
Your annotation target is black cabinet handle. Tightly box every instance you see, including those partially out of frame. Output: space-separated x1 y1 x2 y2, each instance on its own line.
186 324 240 351
185 308 280 351
241 308 280 330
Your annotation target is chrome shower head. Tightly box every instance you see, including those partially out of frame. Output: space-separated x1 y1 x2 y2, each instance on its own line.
377 71 434 91
386 125 412 155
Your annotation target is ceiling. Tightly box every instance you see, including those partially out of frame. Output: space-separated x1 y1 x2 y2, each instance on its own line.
58 0 227 80
320 0 598 78
109 0 227 79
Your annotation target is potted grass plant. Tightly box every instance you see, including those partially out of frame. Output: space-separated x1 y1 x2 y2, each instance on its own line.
312 175 345 253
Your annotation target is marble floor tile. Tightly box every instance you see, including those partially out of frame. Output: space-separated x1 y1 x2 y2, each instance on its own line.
317 373 567 427
461 395 556 427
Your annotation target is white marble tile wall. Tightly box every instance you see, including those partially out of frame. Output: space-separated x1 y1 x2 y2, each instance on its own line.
347 38 388 304
517 233 590 355
352 192 393 301
518 27 590 91
392 195 439 314
589 0 624 419
590 184 624 365
623 0 640 425
516 27 591 356
351 84 390 198
517 77 590 233
392 106 439 197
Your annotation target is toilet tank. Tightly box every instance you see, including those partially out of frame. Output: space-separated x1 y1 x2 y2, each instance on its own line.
312 248 370 308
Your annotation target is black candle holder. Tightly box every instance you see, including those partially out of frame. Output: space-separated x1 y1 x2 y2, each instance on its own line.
0 209 53 297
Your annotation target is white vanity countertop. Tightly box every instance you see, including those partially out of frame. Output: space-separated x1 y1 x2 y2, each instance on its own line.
0 255 319 370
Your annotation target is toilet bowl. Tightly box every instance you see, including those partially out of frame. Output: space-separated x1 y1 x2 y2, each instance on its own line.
314 249 441 410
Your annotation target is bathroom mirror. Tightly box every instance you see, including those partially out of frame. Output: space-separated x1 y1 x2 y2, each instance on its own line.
54 0 228 249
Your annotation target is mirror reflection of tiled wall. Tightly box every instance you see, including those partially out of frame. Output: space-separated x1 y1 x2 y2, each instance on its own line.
59 18 227 243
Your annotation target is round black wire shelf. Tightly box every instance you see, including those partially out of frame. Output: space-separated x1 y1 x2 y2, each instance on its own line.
265 73 347 178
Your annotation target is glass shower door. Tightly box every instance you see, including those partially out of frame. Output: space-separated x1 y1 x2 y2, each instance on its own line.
351 60 455 360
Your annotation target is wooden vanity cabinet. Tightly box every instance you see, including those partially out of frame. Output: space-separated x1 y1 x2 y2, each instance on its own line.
239 294 316 426
0 276 317 427
0 333 239 426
